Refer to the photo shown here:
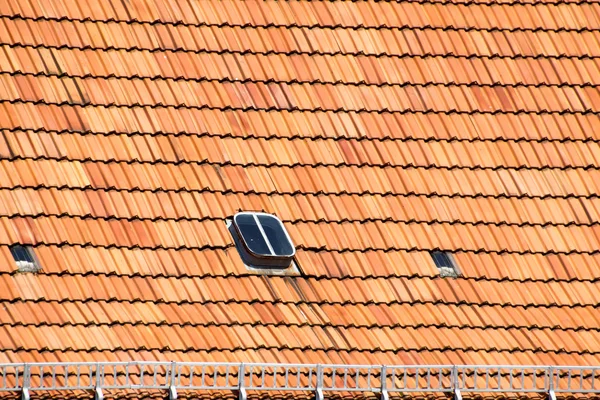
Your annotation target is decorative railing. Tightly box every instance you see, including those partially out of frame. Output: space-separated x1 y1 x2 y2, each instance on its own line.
1 362 598 400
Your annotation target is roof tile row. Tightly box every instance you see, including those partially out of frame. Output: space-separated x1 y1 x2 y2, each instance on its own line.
4 129 600 170
4 18 600 58
2 274 599 308
1 187 599 227
2 348 600 371
3 159 600 198
4 46 600 86
1 213 599 254
3 300 599 332
3 103 600 142
5 74 600 113
3 0 599 30
3 244 600 281
2 324 600 354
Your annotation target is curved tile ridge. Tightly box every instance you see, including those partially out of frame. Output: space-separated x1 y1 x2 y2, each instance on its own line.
3 273 600 307
3 244 600 281
3 17 599 58
3 299 599 331
2 98 600 117
1 187 599 230
5 267 600 284
5 0 600 30
3 70 600 90
0 324 599 355
2 184 599 201
0 211 597 229
2 296 599 310
0 217 600 255
3 40 600 61
3 159 600 198
3 12 600 33
4 129 600 170
2 126 599 144
3 154 600 171
0 345 597 356
5 317 600 333
4 45 599 87
4 74 600 115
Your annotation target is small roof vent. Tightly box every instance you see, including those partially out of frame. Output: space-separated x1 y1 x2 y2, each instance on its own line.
10 245 42 273
229 212 296 270
430 250 460 278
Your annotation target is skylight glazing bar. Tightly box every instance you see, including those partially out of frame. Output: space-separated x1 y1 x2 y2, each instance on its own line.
252 214 276 255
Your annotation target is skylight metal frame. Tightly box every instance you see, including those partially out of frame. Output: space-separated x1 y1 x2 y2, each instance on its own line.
232 212 296 260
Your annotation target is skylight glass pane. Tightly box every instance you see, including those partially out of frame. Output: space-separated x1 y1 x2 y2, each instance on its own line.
10 244 41 273
431 251 452 269
258 215 294 256
10 245 33 263
235 214 272 256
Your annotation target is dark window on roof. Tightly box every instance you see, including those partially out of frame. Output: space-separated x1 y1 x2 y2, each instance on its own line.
229 212 296 269
10 245 42 273
257 214 295 256
235 214 272 256
430 251 460 278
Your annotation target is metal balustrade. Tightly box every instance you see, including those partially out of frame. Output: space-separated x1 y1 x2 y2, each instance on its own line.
0 362 598 400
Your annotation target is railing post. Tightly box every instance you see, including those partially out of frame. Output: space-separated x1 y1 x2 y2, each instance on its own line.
380 366 389 400
21 364 30 400
315 364 323 400
238 363 247 400
94 363 103 400
452 366 462 400
548 367 556 400
169 362 178 400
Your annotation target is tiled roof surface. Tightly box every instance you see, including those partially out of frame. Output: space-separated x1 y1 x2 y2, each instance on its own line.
0 0 600 386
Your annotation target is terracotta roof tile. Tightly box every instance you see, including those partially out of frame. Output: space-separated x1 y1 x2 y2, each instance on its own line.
0 0 600 398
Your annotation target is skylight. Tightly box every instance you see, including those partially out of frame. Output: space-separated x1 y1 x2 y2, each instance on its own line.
229 212 296 270
10 245 42 273
430 250 460 278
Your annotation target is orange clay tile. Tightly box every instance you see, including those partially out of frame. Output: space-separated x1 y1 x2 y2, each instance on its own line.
0 1 599 398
